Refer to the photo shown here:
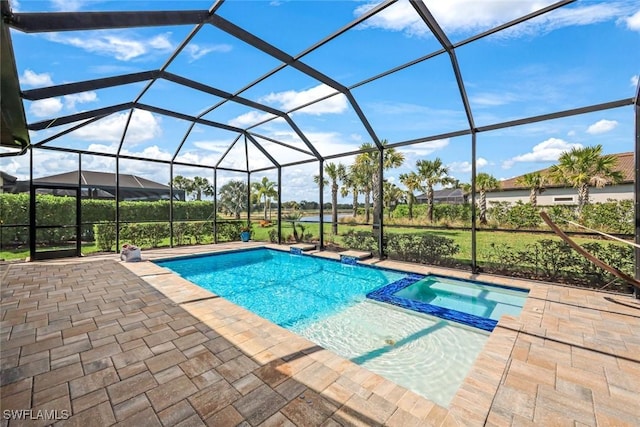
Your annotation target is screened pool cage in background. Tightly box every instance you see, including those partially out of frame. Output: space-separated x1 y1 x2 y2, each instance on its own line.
0 0 638 292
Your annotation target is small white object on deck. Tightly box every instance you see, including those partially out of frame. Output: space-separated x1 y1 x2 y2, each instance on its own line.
120 244 142 262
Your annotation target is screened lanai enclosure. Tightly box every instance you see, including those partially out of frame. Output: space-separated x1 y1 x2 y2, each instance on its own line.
1 0 638 292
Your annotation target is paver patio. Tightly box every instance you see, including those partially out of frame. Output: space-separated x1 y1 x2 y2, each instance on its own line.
1 243 639 426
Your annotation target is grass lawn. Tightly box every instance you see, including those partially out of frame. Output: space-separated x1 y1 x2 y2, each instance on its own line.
0 242 102 261
1 222 612 264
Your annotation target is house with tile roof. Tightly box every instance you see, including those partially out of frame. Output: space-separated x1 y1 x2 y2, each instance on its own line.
486 152 634 205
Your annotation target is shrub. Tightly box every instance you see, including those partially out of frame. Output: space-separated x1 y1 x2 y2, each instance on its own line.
95 222 116 252
487 201 510 226
433 203 471 223
581 199 633 234
392 204 427 220
522 239 578 279
386 233 459 265
187 221 211 244
216 221 244 242
577 242 634 286
342 230 459 265
342 230 379 253
483 238 634 292
173 222 190 246
505 202 541 229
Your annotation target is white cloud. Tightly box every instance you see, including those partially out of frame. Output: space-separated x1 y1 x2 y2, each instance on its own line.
567 130 576 137
350 133 363 143
501 160 516 169
29 98 63 117
355 1 429 37
89 64 138 75
471 92 519 107
429 0 560 34
185 43 232 62
192 140 233 153
403 139 450 157
74 110 162 143
260 84 348 115
64 92 98 109
228 111 278 128
50 0 87 11
502 138 582 169
631 75 639 87
121 145 171 161
20 69 53 87
355 0 634 38
518 3 632 36
4 149 82 181
587 119 618 134
448 157 488 173
624 9 640 30
148 34 173 50
46 32 174 61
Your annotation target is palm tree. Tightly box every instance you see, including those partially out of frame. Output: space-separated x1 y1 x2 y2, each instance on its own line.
416 158 454 223
459 182 472 204
340 172 361 218
475 173 500 224
354 141 404 226
353 146 376 224
192 176 213 201
399 171 421 220
218 180 247 219
170 175 194 200
287 200 300 212
315 162 346 235
548 145 623 213
516 172 546 207
251 177 277 220
383 181 404 219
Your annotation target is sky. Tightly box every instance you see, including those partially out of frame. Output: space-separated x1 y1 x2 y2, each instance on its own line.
2 0 639 202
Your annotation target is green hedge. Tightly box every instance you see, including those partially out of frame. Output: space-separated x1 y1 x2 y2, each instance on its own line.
390 200 632 234
0 194 216 246
392 203 472 223
485 239 634 293
94 220 247 252
0 194 215 223
341 230 460 266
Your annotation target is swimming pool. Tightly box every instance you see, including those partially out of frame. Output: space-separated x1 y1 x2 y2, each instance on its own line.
157 248 405 329
156 248 497 406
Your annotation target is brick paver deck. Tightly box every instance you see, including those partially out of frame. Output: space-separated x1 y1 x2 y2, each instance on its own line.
1 243 639 426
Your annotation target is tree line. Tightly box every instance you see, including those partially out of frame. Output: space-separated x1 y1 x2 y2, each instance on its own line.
173 143 622 229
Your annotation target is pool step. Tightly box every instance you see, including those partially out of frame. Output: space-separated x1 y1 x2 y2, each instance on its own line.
339 250 371 265
290 243 316 255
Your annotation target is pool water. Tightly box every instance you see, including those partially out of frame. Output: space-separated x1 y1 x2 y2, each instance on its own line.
367 274 528 331
395 276 528 321
156 248 405 329
297 301 488 406
156 248 495 406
